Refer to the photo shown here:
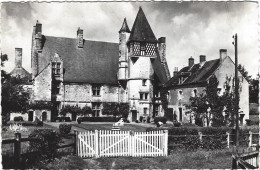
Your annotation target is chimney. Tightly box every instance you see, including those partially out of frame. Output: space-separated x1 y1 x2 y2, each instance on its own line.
158 37 166 43
77 27 84 48
173 67 178 77
199 55 206 63
15 48 22 68
189 56 194 67
220 49 227 62
35 20 42 51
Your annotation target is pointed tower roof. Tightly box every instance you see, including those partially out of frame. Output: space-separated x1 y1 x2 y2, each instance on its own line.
119 18 130 33
128 7 157 43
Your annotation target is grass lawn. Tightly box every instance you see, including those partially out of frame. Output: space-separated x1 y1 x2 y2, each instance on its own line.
44 149 233 169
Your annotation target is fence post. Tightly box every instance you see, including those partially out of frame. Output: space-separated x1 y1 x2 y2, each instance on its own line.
94 130 99 157
164 130 168 156
249 131 252 147
73 129 77 155
198 132 203 143
226 132 230 148
14 132 21 167
232 155 237 169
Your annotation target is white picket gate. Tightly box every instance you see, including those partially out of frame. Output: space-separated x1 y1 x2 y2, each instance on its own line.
76 130 168 158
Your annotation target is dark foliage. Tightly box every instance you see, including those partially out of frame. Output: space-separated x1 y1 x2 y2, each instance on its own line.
102 102 129 119
77 116 119 122
29 101 53 110
34 117 43 126
154 117 167 124
56 117 71 122
14 116 23 121
59 123 72 134
173 122 181 127
2 75 30 124
59 105 83 117
28 129 61 163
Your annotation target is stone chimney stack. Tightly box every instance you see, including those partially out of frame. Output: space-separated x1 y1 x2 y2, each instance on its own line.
173 67 178 77
77 27 84 48
220 49 227 62
15 48 22 68
189 56 194 67
35 20 42 51
200 55 206 63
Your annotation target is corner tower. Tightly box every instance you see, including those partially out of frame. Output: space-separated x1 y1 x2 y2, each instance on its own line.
127 7 159 121
118 18 131 82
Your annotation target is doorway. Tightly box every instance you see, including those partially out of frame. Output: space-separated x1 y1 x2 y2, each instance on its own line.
179 107 182 122
42 112 47 121
131 110 137 122
28 111 34 121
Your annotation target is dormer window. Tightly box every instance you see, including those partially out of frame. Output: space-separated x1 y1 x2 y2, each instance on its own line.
52 62 61 75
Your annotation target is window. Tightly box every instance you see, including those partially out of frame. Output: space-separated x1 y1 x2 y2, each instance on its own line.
92 103 101 117
154 105 159 116
143 108 148 115
140 92 149 100
52 62 61 75
140 42 146 55
193 89 197 97
177 90 183 100
155 91 160 98
142 79 147 86
56 83 60 94
92 85 101 96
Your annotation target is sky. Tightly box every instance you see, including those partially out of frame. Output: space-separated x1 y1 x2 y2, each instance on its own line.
1 1 259 78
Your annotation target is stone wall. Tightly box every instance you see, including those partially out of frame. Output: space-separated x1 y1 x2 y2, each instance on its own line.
33 63 52 101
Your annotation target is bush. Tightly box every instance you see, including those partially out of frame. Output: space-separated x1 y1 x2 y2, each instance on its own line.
28 129 61 162
135 120 140 123
77 116 118 122
14 116 23 121
7 121 37 126
173 122 181 127
59 123 72 134
34 117 43 126
154 117 167 124
56 117 71 122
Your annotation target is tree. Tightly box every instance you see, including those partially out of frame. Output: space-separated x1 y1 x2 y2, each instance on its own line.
238 64 252 83
102 102 129 119
1 72 31 124
188 75 237 127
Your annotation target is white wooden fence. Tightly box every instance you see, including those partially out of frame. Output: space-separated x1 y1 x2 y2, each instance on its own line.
76 130 168 158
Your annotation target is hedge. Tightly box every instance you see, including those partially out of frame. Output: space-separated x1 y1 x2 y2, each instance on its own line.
77 116 120 122
154 117 167 124
56 117 71 122
14 116 23 121
146 126 256 150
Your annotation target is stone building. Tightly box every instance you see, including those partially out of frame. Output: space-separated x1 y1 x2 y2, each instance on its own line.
30 7 170 122
164 49 249 125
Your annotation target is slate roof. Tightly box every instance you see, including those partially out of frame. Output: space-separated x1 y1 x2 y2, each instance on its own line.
152 58 169 85
128 7 158 43
164 59 221 89
10 67 31 78
119 18 130 33
39 36 119 84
